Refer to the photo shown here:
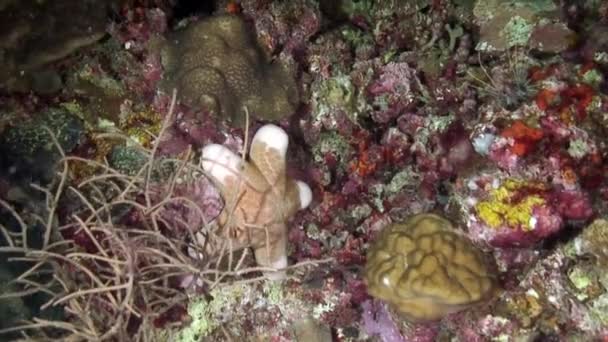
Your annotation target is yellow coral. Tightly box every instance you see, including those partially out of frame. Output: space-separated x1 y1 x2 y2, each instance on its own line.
475 179 546 230
120 109 162 148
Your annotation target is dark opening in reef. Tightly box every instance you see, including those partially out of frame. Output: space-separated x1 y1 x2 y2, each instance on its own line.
172 0 215 19
541 221 586 251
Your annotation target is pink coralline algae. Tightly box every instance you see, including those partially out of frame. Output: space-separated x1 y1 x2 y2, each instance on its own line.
102 6 168 100
241 0 321 57
361 300 406 342
438 120 474 174
135 53 164 97
443 313 519 342
361 300 444 342
469 206 563 249
551 189 594 220
152 93 229 156
110 6 168 54
368 62 417 124
157 176 224 233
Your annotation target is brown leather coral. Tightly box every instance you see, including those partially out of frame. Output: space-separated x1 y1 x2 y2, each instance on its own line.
363 213 497 321
201 124 312 279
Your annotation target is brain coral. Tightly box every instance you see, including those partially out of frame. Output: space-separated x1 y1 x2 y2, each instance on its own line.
364 213 498 322
158 15 299 127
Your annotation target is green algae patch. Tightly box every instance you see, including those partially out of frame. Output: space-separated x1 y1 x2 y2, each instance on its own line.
175 297 216 342
174 283 250 341
501 16 534 48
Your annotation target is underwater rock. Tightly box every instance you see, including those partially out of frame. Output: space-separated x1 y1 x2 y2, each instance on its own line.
310 73 367 130
528 22 576 53
292 316 333 342
240 0 322 56
573 218 608 263
467 176 593 248
473 0 572 53
0 0 109 91
363 213 498 322
157 15 299 127
580 22 608 65
0 106 84 183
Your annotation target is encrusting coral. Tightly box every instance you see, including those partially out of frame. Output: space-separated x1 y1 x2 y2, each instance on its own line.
158 15 300 127
363 213 498 322
200 124 312 279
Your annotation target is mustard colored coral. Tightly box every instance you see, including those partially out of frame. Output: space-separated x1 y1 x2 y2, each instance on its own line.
120 109 162 148
364 214 497 322
475 179 546 230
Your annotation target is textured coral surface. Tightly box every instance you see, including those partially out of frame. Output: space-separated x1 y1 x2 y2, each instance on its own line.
364 213 497 322
158 15 299 126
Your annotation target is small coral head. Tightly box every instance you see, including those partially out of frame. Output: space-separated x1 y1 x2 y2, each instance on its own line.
363 214 498 322
200 124 312 277
158 15 299 126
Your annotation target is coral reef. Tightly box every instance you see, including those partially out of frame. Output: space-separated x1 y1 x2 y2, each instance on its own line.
1 0 608 341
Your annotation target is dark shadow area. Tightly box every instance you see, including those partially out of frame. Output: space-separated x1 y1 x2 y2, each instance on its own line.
172 0 216 19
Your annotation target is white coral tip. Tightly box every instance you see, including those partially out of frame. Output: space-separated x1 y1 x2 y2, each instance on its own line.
252 124 289 156
264 255 288 281
201 144 242 183
296 180 312 209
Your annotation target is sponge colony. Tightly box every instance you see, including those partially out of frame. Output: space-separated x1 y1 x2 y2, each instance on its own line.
158 15 299 126
363 213 498 322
